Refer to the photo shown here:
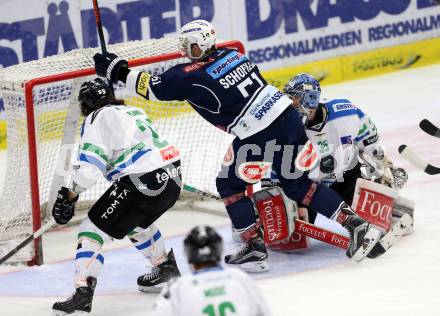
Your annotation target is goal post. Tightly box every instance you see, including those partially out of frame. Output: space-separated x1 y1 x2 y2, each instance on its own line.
0 38 244 266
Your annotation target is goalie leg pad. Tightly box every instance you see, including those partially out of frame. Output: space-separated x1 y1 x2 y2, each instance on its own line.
253 187 298 245
351 178 398 234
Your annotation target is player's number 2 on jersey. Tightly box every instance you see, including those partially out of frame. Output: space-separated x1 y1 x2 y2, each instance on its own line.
202 301 236 316
135 118 168 148
237 72 264 98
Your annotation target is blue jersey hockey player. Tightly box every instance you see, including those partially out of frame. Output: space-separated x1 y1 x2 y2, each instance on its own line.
94 20 383 271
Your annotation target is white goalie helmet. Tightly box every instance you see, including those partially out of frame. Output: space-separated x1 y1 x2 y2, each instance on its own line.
178 20 216 60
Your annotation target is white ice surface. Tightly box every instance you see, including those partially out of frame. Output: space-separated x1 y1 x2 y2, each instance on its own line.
0 64 440 315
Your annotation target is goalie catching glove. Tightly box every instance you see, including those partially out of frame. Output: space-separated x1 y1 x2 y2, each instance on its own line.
361 144 408 189
52 187 79 225
93 52 128 83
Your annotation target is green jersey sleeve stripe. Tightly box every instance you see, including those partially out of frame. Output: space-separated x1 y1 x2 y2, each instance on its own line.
81 143 109 162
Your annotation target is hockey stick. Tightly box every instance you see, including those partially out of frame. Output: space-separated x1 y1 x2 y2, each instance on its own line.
182 184 350 250
183 184 223 201
0 218 56 264
398 145 440 175
92 0 107 54
294 219 349 249
419 119 440 138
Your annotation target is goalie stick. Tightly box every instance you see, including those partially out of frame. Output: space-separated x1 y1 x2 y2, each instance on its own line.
182 184 351 250
398 145 440 175
0 218 56 264
419 119 440 138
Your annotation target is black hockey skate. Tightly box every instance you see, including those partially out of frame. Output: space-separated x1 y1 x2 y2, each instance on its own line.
225 236 268 273
52 277 96 315
339 203 382 262
137 249 181 293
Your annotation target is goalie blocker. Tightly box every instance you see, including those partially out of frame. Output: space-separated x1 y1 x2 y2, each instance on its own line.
251 179 414 256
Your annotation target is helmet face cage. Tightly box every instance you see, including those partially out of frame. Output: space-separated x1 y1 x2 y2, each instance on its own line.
184 225 223 265
178 20 216 60
284 73 321 110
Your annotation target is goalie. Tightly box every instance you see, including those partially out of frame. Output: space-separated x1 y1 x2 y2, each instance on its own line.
254 73 413 256
51 78 182 315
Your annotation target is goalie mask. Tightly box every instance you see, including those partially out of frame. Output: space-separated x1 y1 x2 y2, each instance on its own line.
78 78 115 116
284 73 321 124
184 225 223 265
178 20 216 60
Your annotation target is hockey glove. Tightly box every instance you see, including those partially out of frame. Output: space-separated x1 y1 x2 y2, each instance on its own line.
93 52 128 83
52 187 79 225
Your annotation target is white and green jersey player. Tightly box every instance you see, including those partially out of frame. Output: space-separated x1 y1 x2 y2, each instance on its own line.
303 97 381 185
74 96 179 187
263 73 401 193
52 78 182 316
260 73 407 225
281 73 408 192
153 267 271 316
153 226 272 316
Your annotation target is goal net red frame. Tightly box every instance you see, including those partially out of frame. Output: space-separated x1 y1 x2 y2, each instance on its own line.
0 39 244 266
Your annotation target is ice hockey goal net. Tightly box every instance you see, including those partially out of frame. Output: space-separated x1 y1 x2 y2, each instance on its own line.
0 38 244 265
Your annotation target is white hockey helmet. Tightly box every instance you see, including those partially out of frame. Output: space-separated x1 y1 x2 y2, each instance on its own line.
178 20 216 60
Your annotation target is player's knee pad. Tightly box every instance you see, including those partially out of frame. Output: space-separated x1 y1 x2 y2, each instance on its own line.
78 218 110 251
75 218 107 287
129 224 166 265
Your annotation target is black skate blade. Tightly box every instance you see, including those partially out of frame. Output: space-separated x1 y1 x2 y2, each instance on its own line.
225 260 269 273
53 310 90 316
138 284 164 293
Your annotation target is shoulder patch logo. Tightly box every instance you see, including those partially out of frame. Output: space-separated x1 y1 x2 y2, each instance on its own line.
206 51 247 79
136 72 151 97
332 103 355 112
183 61 208 73
340 135 353 148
